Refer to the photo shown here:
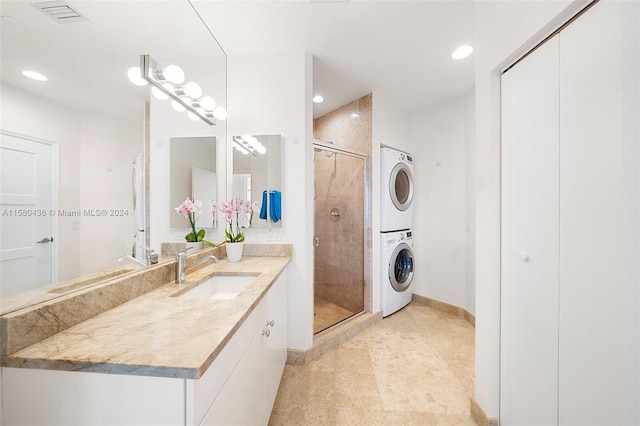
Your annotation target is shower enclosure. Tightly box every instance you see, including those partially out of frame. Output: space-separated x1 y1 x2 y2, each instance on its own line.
313 141 369 334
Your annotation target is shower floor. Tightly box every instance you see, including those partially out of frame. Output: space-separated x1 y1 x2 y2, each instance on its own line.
314 296 358 334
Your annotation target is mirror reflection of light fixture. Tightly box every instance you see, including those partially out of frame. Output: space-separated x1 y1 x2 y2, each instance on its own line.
137 54 226 125
233 136 267 156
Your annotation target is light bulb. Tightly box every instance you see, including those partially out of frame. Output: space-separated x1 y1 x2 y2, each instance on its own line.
152 86 168 100
183 82 202 99
127 67 147 86
187 111 200 121
171 100 186 112
213 107 227 120
200 96 216 111
163 64 184 84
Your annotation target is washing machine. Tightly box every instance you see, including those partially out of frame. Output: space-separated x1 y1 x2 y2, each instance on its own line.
380 147 414 232
381 229 414 317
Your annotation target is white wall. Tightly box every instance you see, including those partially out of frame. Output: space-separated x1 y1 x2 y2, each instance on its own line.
473 0 588 418
409 92 475 314
0 83 140 280
227 51 313 350
79 114 142 274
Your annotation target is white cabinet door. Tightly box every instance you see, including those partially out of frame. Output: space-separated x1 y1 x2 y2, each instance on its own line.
201 324 266 426
263 273 288 419
501 35 560 425
2 367 185 426
558 1 639 424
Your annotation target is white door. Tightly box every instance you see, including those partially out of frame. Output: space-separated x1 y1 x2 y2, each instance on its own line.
501 35 560 425
0 131 55 298
558 1 639 423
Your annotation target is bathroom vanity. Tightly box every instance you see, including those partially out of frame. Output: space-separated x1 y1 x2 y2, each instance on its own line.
0 247 290 425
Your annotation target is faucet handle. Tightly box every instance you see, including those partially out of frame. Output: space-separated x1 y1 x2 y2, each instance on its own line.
178 246 194 255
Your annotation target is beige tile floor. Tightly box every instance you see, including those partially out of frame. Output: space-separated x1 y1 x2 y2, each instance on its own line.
269 302 476 425
314 297 357 334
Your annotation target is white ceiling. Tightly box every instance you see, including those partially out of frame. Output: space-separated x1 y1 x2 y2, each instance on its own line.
0 1 475 121
192 0 475 117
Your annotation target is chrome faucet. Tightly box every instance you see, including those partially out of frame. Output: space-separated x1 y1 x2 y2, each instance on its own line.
175 250 219 284
118 247 158 268
118 254 147 268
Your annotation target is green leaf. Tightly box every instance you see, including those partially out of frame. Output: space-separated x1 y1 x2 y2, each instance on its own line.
185 231 197 242
196 229 206 242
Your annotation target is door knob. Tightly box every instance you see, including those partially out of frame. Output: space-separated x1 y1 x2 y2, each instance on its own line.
37 237 54 244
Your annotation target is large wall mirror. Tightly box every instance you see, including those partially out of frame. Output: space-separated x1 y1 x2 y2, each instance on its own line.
0 1 226 313
232 135 283 229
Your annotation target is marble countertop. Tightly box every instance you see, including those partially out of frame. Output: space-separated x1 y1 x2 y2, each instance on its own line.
2 256 290 380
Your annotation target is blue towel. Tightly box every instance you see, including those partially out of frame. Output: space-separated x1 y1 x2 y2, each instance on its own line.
270 190 282 223
259 190 268 220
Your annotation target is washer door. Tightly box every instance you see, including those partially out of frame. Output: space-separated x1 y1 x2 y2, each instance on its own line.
389 162 414 211
388 242 414 292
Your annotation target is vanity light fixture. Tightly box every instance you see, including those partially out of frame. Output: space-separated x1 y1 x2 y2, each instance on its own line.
233 136 267 156
137 54 226 125
451 45 473 60
233 140 252 156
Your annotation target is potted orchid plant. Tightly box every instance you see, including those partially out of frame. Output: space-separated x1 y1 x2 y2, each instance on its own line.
175 198 205 243
210 198 259 261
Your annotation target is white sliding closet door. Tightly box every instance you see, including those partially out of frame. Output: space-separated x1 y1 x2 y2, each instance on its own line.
502 1 640 424
558 1 639 424
501 36 560 425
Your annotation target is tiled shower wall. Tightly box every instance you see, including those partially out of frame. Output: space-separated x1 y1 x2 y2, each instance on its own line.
313 94 372 313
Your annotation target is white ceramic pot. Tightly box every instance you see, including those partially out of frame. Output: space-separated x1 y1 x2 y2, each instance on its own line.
226 242 244 262
185 241 204 252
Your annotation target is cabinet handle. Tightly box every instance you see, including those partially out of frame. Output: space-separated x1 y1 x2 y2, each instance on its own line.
262 329 270 337
519 252 531 262
266 320 275 327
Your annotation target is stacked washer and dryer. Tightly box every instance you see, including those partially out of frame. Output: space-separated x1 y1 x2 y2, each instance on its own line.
380 147 415 317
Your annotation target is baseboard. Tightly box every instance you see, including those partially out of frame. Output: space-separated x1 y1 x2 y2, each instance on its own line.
286 311 382 365
470 398 499 426
411 293 475 327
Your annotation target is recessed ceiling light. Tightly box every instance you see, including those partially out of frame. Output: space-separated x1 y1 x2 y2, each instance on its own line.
350 112 360 119
312 95 324 103
452 45 473 60
22 70 48 81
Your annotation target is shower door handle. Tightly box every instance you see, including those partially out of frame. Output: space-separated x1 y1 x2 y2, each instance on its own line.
313 237 320 247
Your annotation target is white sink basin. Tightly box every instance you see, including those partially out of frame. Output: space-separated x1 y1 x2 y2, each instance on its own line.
178 274 259 300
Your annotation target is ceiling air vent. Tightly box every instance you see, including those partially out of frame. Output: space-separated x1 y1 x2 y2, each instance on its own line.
31 1 88 23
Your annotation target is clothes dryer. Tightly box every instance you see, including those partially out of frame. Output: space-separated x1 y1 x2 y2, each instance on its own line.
381 229 414 317
380 147 414 232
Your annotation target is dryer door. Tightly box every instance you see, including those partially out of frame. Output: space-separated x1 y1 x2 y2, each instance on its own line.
389 162 414 211
389 242 414 292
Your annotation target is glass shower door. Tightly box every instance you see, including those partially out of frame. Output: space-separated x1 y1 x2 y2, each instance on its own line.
313 145 366 334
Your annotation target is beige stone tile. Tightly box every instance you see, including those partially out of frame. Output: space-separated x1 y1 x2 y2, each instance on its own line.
270 302 475 425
